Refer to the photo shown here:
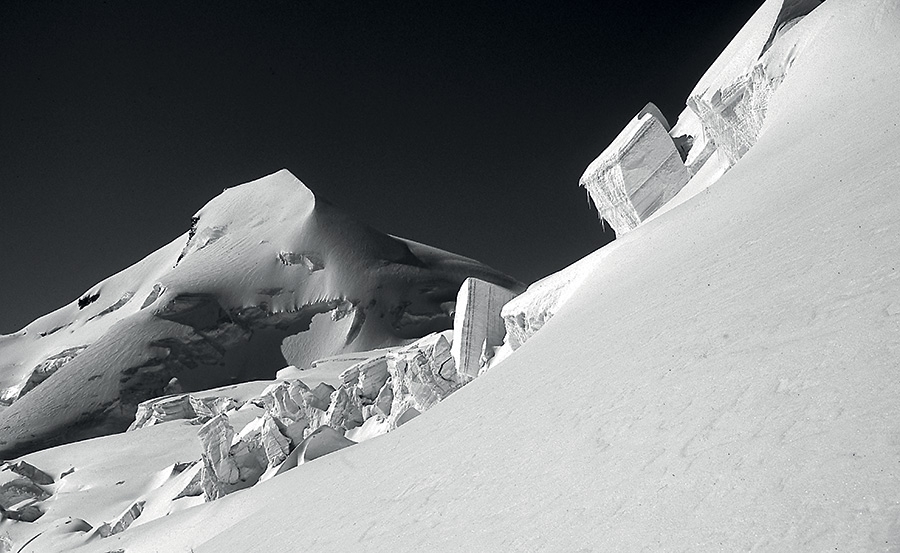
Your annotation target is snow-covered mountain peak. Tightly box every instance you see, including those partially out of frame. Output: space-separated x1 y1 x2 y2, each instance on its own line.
0 169 521 459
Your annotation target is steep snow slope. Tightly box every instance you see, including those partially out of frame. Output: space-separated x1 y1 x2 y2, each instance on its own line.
0 170 521 458
71 0 900 551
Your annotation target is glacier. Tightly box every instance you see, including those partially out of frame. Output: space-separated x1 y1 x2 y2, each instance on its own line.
4 0 900 551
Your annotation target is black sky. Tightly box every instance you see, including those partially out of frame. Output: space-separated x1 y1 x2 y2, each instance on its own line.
0 0 762 334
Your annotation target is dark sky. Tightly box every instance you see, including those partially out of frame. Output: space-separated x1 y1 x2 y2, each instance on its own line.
0 0 761 334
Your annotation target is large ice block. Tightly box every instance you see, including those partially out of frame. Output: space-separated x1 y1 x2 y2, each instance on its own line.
580 103 691 235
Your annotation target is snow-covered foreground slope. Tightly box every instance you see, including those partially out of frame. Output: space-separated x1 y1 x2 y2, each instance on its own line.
4 0 899 550
46 0 897 551
0 170 521 459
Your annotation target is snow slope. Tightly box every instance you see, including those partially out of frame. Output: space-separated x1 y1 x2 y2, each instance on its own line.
64 0 900 550
0 170 521 459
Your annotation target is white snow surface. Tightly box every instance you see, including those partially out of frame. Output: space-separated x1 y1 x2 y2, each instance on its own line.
7 0 900 550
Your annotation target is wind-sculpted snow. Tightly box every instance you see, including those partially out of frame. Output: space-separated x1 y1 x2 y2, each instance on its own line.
685 0 827 167
0 170 521 459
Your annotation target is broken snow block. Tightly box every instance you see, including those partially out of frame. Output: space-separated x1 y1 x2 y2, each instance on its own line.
387 331 461 423
275 426 355 476
0 478 51 510
97 501 145 538
324 387 364 432
190 395 240 421
684 0 826 168
500 250 600 350
255 380 331 442
580 102 691 235
669 106 717 175
451 278 518 379
373 380 393 417
128 394 197 431
687 65 778 167
199 414 269 500
344 355 390 400
7 461 54 485
260 414 291 467
1 503 44 522
198 414 240 494
306 382 336 412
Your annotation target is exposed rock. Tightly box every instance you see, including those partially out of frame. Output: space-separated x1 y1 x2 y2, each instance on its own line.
77 292 100 310
580 102 691 235
451 278 518 379
163 377 184 395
